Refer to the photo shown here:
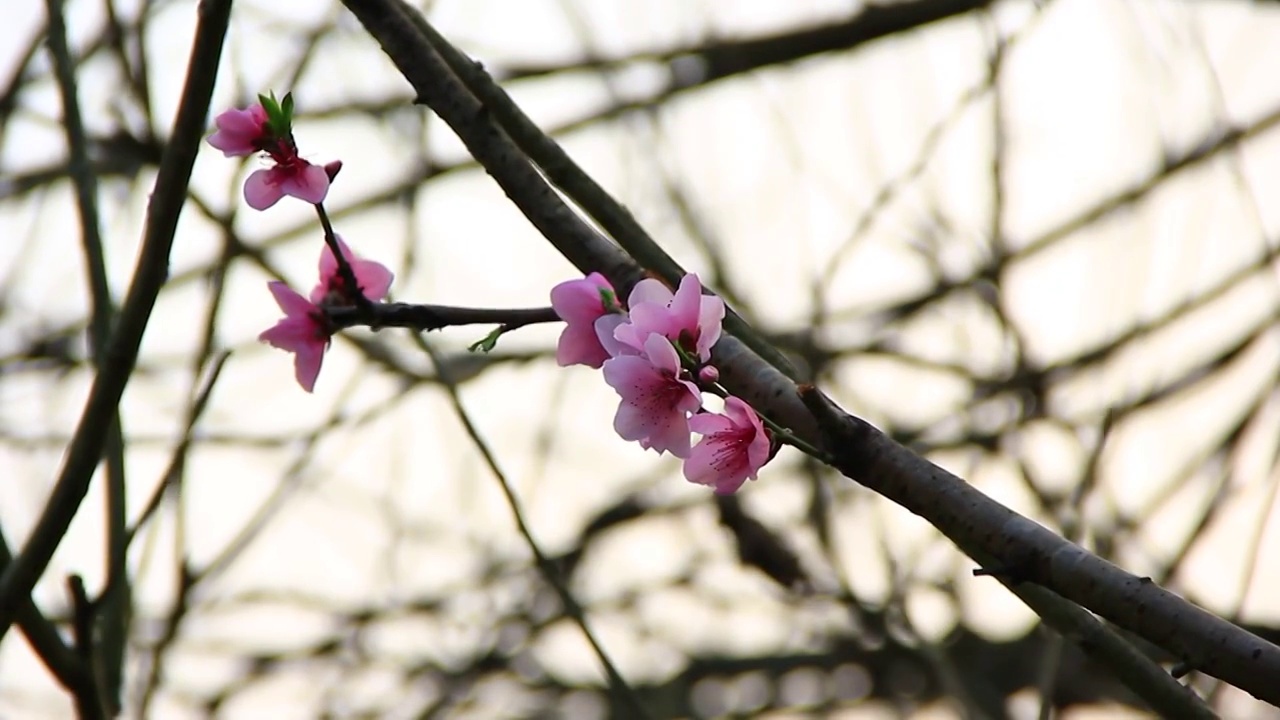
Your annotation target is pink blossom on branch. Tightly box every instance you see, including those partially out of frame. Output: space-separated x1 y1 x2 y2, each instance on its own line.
259 282 330 393
243 160 330 210
602 333 703 457
683 396 771 494
615 274 724 361
206 97 332 210
311 236 394 306
260 239 394 392
207 104 269 157
550 272 621 368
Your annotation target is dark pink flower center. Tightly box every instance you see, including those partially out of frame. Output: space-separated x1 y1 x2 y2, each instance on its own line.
657 377 691 408
307 309 333 341
259 134 300 163
678 328 699 356
707 427 754 471
628 370 693 419
318 273 364 307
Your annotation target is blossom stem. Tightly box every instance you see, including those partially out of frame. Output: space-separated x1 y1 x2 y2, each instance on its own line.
756 413 831 461
313 203 372 311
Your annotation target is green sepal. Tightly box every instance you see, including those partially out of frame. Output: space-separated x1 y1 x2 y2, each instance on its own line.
468 327 504 354
257 90 293 139
598 286 621 313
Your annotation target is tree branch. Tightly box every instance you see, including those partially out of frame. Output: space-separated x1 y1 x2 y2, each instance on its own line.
0 526 87 695
325 302 559 332
44 0 129 708
0 0 233 641
337 0 1280 708
499 0 993 87
402 6 801 380
65 575 105 720
799 385 1280 706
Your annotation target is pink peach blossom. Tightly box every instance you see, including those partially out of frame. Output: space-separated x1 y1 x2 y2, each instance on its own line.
311 236 394 305
260 240 394 392
207 104 268 157
550 272 620 368
208 100 332 210
259 281 330 392
243 160 330 210
602 333 702 457
683 396 771 494
615 274 724 361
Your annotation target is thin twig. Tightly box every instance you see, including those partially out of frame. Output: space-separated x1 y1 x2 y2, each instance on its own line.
413 334 652 719
66 575 105 720
43 0 130 708
0 526 86 693
123 351 231 549
0 0 234 640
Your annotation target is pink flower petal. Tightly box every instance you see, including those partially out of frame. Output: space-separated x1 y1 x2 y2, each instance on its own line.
594 314 633 359
244 168 283 210
207 105 268 157
682 396 770 493
258 318 304 347
557 320 610 368
313 237 395 304
317 236 346 279
641 333 682 374
688 411 734 436
681 445 718 484
551 273 613 322
626 278 673 308
259 281 331 393
602 334 701 457
550 273 619 368
282 163 330 204
602 355 669 405
267 281 314 317
292 339 325 393
615 302 674 351
669 274 703 332
613 273 724 361
648 412 695 457
352 257 394 301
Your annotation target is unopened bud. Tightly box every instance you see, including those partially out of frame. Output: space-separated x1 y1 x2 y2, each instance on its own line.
698 365 720 384
324 160 344 181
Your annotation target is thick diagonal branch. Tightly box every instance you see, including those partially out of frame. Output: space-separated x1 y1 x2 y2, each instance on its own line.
799 386 1280 705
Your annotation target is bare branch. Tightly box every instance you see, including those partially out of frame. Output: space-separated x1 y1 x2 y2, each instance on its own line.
337 0 1280 708
0 0 234 642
